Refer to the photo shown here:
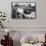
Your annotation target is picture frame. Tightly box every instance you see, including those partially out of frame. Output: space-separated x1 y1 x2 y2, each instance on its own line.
11 2 36 19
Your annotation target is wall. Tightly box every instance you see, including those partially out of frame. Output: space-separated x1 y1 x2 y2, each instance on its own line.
0 0 46 46
0 0 46 40
0 0 46 27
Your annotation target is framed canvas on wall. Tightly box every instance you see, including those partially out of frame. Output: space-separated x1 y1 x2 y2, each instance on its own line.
11 2 36 19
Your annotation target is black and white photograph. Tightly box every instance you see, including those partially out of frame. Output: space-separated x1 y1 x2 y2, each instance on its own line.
11 2 36 19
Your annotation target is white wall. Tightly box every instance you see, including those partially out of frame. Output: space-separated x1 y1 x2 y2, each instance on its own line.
0 1 46 46
0 0 46 27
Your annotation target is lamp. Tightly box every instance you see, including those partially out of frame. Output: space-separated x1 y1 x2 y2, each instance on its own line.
5 29 10 33
5 29 10 37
